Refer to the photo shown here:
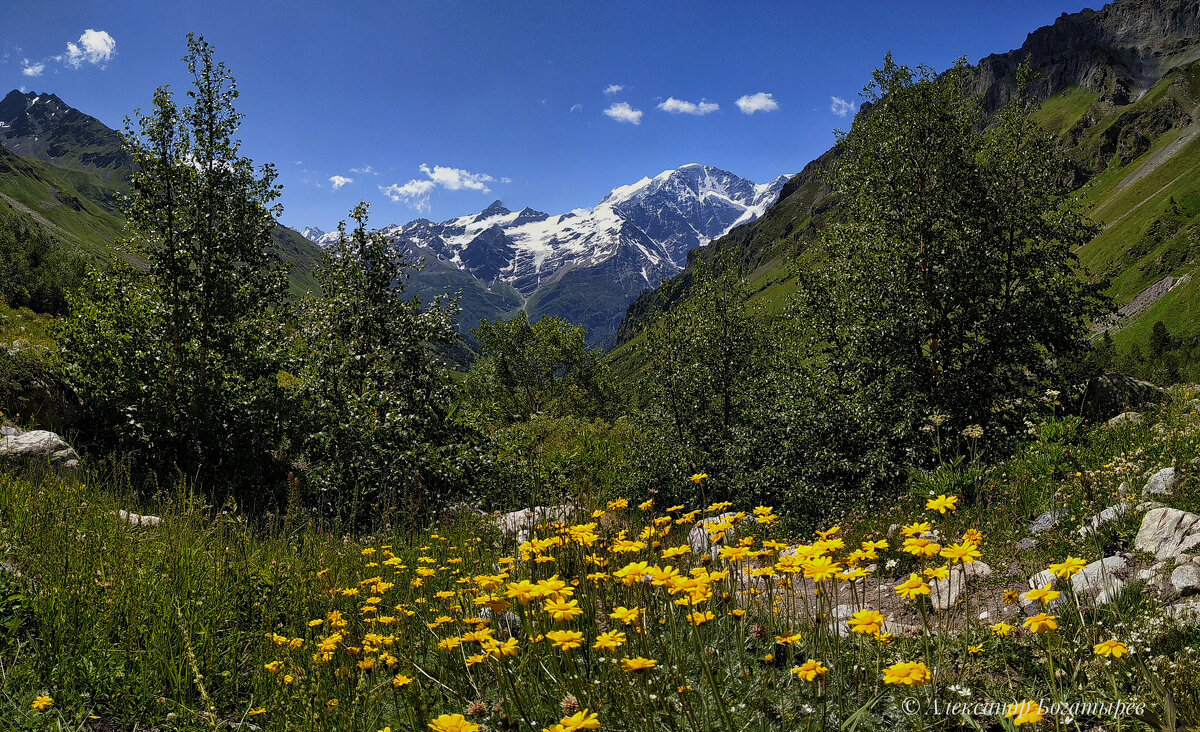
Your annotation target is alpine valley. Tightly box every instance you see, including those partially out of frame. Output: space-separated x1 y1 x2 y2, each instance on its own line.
300 165 788 348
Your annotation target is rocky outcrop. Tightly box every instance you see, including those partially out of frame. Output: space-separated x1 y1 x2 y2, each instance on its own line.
1073 373 1169 422
971 0 1200 113
0 427 81 472
1135 507 1200 560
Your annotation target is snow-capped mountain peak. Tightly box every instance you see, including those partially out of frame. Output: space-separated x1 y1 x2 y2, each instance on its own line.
375 164 789 346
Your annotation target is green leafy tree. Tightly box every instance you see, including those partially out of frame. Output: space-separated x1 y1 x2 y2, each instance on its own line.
635 253 769 505
292 203 476 525
58 35 289 487
791 56 1108 486
464 313 618 425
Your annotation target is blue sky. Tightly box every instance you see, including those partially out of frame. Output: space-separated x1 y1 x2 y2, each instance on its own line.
4 0 1093 231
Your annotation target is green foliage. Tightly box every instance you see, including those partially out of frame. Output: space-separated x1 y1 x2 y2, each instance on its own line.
479 415 636 510
464 313 619 426
790 57 1107 479
0 203 85 315
633 253 778 507
290 202 478 525
56 35 291 493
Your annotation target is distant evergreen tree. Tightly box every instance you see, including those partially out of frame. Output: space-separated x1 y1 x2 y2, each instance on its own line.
1148 320 1175 358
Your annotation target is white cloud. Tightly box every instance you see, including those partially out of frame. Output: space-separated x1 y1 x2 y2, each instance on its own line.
603 84 623 95
380 180 436 211
349 165 377 175
500 176 513 184
830 96 856 118
380 163 500 211
735 92 779 115
569 103 583 113
329 175 353 190
603 102 643 125
419 163 494 192
21 59 44 77
63 29 116 69
657 97 719 116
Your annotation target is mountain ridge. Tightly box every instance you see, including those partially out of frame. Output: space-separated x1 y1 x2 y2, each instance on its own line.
300 163 788 348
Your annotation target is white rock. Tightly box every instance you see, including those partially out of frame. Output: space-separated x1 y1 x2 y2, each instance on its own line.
1078 503 1133 537
1071 555 1128 594
1171 564 1200 597
117 510 161 528
1143 467 1178 497
0 429 81 471
1107 412 1142 427
688 512 739 556
1136 507 1200 560
931 562 991 611
1096 579 1126 606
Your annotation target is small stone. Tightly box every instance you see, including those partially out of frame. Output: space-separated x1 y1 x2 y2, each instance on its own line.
1071 555 1128 595
931 563 990 611
978 611 990 621
1143 467 1178 497
1078 504 1132 537
1016 537 1037 552
1107 412 1142 427
1171 564 1200 598
117 510 162 528
1166 599 1200 624
1030 510 1064 535
1096 578 1126 606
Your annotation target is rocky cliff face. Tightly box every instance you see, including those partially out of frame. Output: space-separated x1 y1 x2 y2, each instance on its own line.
0 90 128 179
973 0 1200 111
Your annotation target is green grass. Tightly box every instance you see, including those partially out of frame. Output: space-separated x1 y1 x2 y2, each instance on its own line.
1030 86 1099 139
2 390 1200 730
0 300 55 348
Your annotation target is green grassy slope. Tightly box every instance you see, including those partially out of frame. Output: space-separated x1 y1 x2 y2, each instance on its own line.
0 146 124 259
0 144 324 301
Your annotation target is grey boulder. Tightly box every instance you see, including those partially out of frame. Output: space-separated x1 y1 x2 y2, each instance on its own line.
0 429 81 472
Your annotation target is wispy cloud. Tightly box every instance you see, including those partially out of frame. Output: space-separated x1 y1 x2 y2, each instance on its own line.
349 165 378 175
569 103 583 113
61 29 116 69
20 59 44 77
380 164 500 212
830 96 856 118
380 180 436 212
657 97 719 116
604 102 643 125
329 175 353 190
603 84 624 95
735 92 779 115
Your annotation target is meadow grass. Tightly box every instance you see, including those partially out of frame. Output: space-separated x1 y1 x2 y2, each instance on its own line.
1 394 1200 730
